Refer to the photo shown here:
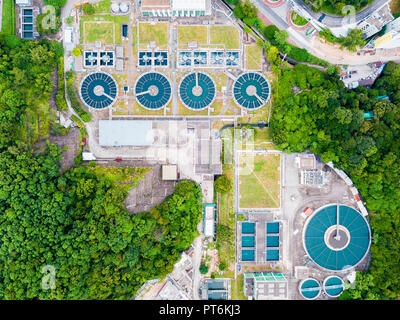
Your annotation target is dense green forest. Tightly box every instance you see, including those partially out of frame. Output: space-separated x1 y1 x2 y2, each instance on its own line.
0 36 203 299
270 62 400 299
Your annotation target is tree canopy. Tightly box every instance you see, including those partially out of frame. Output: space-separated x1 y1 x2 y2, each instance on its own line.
0 35 203 299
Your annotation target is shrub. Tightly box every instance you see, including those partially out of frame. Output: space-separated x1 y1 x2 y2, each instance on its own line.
199 264 209 274
56 58 68 111
243 17 257 26
71 114 84 128
215 175 232 194
219 261 227 271
233 5 245 19
65 71 91 122
263 25 279 44
65 16 74 25
73 153 83 165
72 47 82 57
82 3 95 15
79 112 92 123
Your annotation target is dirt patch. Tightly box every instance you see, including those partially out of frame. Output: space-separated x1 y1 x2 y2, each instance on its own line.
125 165 176 213
49 127 81 172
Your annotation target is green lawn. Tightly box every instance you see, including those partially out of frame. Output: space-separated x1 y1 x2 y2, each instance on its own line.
178 25 207 44
230 274 248 300
89 167 152 192
245 44 262 70
210 26 240 49
239 153 281 209
93 0 111 13
84 21 114 44
80 15 129 44
1 0 16 35
138 22 168 47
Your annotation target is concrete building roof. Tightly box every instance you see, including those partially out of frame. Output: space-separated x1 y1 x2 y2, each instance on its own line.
162 165 177 180
115 58 124 71
116 45 124 58
99 120 153 146
172 0 206 10
140 0 171 10
357 3 394 39
204 205 214 238
82 152 96 161
16 0 31 5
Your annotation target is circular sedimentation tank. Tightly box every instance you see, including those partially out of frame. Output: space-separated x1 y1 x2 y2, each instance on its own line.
299 278 321 300
232 72 270 110
179 72 216 111
323 276 344 298
135 72 171 110
80 72 118 109
303 204 371 271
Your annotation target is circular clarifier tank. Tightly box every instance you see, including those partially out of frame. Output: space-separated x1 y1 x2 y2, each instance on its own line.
232 72 270 110
80 72 118 109
135 72 171 110
303 204 371 271
179 72 216 111
323 276 344 298
299 278 321 300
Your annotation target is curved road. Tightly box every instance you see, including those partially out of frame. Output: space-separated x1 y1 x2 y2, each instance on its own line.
295 0 390 28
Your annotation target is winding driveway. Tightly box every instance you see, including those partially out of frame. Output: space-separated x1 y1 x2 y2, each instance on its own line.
295 0 390 28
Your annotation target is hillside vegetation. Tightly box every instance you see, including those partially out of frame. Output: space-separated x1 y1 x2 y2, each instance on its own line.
270 62 400 299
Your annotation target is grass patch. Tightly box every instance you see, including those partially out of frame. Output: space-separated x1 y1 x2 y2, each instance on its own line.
138 22 168 47
236 274 248 300
245 44 262 70
1 0 16 35
210 25 240 49
290 11 308 26
93 0 111 13
112 100 129 115
230 274 248 300
132 101 166 116
80 15 129 44
89 167 152 192
239 153 281 209
84 21 114 44
178 25 207 44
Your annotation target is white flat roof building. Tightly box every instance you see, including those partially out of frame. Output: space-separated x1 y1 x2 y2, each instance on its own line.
140 0 211 16
204 205 215 238
99 120 154 146
64 27 74 52
162 165 177 180
16 0 32 6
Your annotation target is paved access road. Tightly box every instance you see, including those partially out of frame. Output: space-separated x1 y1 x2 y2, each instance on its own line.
295 0 390 28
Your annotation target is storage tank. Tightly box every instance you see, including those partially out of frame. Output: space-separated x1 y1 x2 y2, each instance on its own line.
323 276 344 298
110 3 120 13
119 2 129 13
299 278 321 300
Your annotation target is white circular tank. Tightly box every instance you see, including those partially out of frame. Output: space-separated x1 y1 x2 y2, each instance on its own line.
119 3 129 13
110 3 120 13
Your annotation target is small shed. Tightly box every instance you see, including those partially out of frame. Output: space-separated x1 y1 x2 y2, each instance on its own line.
162 165 177 180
